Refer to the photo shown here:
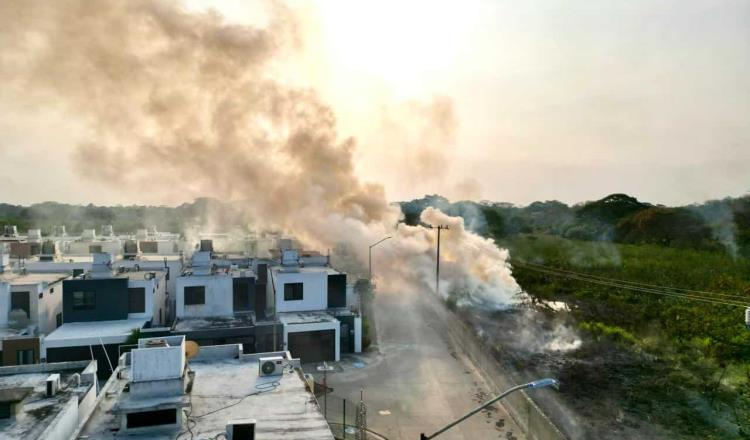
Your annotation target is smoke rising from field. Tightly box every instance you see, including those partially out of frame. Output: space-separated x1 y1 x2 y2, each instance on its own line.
0 0 519 309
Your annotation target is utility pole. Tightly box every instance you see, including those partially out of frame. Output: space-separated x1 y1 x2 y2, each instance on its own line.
427 224 449 294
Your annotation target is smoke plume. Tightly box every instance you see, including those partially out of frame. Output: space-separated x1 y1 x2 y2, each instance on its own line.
0 0 519 309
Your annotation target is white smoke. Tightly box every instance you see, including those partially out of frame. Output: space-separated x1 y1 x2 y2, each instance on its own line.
0 0 524 311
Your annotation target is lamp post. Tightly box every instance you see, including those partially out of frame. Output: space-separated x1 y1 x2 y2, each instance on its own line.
419 378 559 440
368 236 392 281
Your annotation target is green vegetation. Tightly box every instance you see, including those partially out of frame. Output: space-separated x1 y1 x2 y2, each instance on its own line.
0 198 251 235
398 192 750 437
503 234 750 438
399 192 750 257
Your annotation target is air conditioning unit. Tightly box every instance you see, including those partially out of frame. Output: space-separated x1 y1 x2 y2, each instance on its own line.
46 374 61 397
258 356 285 377
226 418 255 440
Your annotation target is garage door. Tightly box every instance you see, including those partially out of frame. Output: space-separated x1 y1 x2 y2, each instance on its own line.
288 330 335 364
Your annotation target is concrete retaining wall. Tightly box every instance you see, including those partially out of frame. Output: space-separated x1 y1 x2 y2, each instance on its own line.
435 301 567 440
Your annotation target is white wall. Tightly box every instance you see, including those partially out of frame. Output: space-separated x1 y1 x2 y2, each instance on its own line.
12 283 41 325
354 316 362 353
38 281 65 334
117 259 182 322
39 397 79 440
0 282 9 327
272 270 328 313
23 261 91 274
176 275 233 318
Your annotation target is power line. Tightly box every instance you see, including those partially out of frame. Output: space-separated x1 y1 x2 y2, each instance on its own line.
520 260 749 300
513 261 749 308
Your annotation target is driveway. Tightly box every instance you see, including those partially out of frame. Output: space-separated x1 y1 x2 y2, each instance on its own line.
312 289 525 440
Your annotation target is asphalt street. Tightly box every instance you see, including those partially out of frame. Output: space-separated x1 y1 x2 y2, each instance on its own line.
315 289 525 440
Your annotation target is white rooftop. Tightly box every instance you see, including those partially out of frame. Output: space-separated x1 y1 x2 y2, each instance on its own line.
0 361 97 440
0 272 69 285
278 311 340 325
44 318 148 348
81 348 334 439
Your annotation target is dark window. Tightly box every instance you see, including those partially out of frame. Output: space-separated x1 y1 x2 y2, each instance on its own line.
0 403 11 419
11 291 30 319
49 287 54 294
184 286 205 305
72 269 84 277
140 241 158 253
159 309 162 325
126 409 177 428
73 291 96 310
128 288 146 313
56 312 63 327
284 283 304 301
16 349 34 365
233 281 250 311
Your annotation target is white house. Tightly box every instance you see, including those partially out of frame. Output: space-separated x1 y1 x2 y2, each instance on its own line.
266 249 362 363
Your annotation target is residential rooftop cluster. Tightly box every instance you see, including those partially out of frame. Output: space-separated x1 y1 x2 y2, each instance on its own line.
0 224 361 438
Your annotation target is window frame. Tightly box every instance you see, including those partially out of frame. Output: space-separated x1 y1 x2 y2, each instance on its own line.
184 286 206 306
72 291 96 310
16 348 34 365
283 282 304 301
128 287 146 314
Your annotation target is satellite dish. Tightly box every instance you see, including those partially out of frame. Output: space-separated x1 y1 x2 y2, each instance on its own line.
185 341 200 359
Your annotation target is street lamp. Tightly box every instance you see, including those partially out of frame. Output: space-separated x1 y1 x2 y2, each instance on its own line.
419 378 559 440
368 236 392 280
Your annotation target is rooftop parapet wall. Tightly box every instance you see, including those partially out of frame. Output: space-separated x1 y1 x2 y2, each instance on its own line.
131 335 185 382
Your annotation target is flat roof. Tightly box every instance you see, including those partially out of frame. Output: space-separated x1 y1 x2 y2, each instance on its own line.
278 311 340 326
44 318 148 347
118 255 182 262
0 362 95 439
114 271 166 282
173 313 256 332
270 265 341 275
81 351 334 439
28 255 93 263
0 272 69 285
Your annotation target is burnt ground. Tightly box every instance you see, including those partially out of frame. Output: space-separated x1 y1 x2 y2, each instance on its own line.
461 306 735 440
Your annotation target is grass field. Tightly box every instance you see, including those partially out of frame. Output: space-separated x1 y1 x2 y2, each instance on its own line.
497 234 750 439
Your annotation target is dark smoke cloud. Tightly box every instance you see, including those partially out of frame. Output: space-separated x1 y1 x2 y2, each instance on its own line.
0 0 390 232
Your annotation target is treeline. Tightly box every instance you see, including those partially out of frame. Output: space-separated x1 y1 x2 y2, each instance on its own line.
399 193 750 258
0 198 250 235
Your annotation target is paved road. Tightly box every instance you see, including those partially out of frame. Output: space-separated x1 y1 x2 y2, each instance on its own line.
316 289 525 440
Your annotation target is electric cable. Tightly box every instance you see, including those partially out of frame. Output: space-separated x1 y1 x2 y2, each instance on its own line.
519 260 750 300
513 261 749 308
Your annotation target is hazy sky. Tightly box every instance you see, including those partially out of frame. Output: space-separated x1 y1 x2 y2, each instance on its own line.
1 0 748 207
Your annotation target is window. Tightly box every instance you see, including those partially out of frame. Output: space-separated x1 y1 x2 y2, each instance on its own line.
72 269 84 278
56 312 62 327
73 291 96 310
16 349 34 365
233 281 250 311
0 403 11 419
10 291 30 319
128 288 146 313
126 409 177 428
284 283 304 301
184 286 205 305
